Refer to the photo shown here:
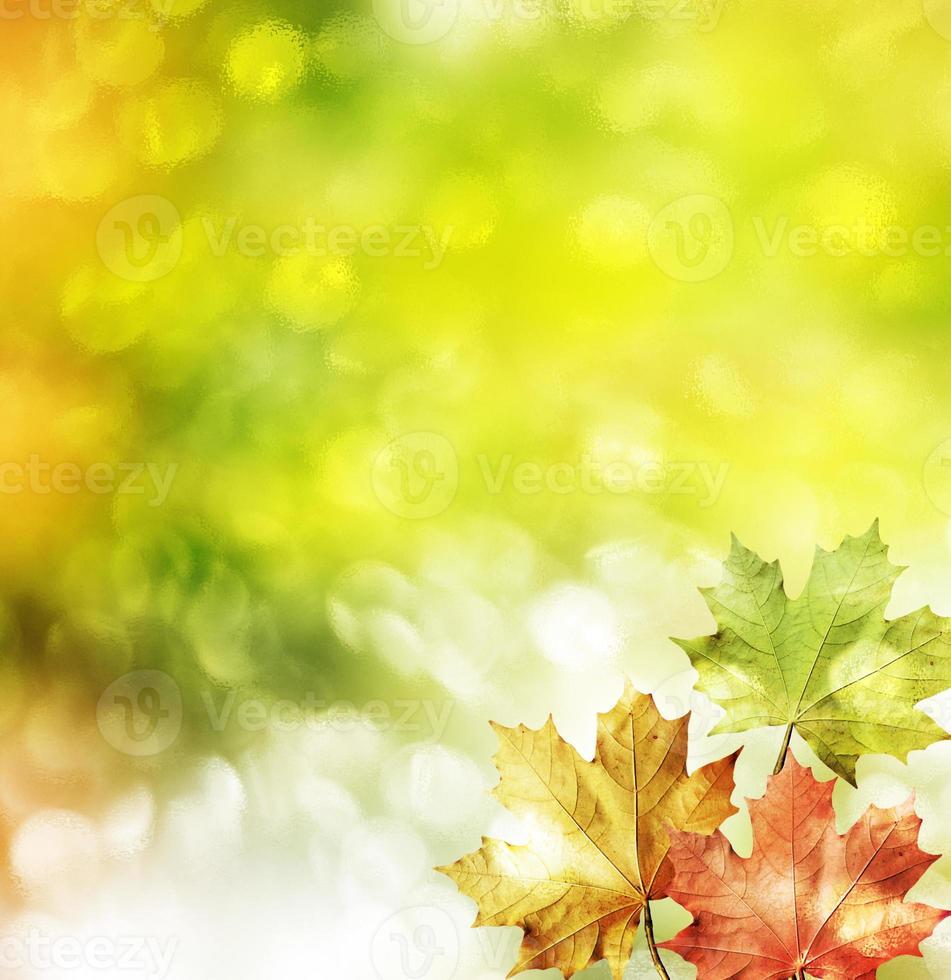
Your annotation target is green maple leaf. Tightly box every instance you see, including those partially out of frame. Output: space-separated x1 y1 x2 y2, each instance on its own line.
675 521 951 785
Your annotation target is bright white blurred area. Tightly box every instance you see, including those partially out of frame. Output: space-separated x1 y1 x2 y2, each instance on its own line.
3 722 520 980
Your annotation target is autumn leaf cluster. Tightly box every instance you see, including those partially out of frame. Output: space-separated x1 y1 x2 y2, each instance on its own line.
440 524 951 980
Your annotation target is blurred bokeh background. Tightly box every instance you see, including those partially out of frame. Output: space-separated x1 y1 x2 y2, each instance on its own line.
5 0 951 975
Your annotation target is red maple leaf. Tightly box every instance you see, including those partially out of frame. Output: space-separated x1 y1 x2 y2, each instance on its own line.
661 756 949 979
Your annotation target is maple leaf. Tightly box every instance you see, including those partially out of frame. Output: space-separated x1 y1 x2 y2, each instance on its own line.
675 521 951 785
438 683 739 980
661 755 949 979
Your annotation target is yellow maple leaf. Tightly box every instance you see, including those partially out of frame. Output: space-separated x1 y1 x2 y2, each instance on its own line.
438 682 739 979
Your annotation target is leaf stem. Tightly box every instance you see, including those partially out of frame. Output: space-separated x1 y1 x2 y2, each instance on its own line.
643 900 671 980
774 722 794 775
